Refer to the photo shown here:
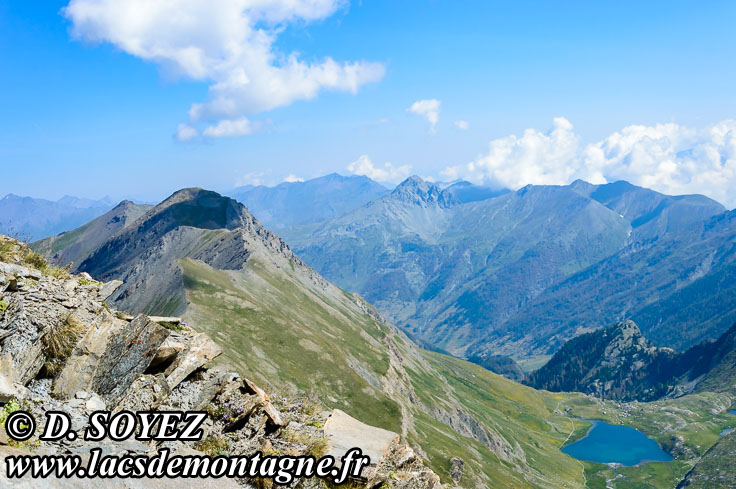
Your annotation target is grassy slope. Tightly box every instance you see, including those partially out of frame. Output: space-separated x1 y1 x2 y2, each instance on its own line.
178 256 735 488
181 257 402 433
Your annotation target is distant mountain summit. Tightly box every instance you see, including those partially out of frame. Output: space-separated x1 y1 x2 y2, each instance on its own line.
442 180 508 203
74 188 278 314
228 173 389 229
571 179 726 240
387 175 459 208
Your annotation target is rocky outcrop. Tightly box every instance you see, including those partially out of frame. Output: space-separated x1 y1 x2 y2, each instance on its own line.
525 320 679 401
525 319 736 402
449 457 464 484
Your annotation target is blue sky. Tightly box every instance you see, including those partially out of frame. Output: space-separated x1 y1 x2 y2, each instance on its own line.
1 1 735 205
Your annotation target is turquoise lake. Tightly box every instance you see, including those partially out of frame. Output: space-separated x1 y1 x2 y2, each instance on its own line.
562 420 673 466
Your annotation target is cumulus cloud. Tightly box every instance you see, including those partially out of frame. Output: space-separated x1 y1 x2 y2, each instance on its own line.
583 121 736 206
347 155 411 183
283 173 304 183
407 99 440 131
454 120 469 131
64 0 385 138
443 117 594 189
444 118 736 207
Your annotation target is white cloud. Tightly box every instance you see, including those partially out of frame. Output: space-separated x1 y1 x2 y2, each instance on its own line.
175 123 199 141
64 0 385 138
283 173 304 183
347 155 412 183
454 120 469 131
444 117 595 189
582 121 736 207
444 118 736 207
407 99 440 131
202 117 255 138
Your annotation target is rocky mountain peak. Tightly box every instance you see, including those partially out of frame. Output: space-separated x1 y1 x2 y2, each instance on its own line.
390 175 458 208
149 188 251 231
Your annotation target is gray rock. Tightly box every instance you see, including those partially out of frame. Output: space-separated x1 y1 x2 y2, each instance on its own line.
164 332 222 389
98 280 123 300
4 276 18 292
323 408 398 468
53 312 124 400
90 315 169 406
85 394 106 412
0 356 17 402
115 374 170 411
0 263 41 280
450 457 464 484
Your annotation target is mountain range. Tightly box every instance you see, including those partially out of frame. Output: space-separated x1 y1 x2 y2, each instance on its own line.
0 193 115 241
21 173 736 371
283 175 733 366
28 186 736 488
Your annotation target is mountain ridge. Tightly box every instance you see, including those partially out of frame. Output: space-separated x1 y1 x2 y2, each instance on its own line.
284 176 730 360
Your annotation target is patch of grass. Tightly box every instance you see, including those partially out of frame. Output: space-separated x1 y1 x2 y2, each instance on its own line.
194 436 229 456
0 239 16 262
0 398 40 451
306 437 329 458
22 250 48 270
300 399 321 416
179 257 402 434
0 300 7 314
41 315 85 377
18 248 71 279
79 278 102 286
0 398 20 426
158 320 186 331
